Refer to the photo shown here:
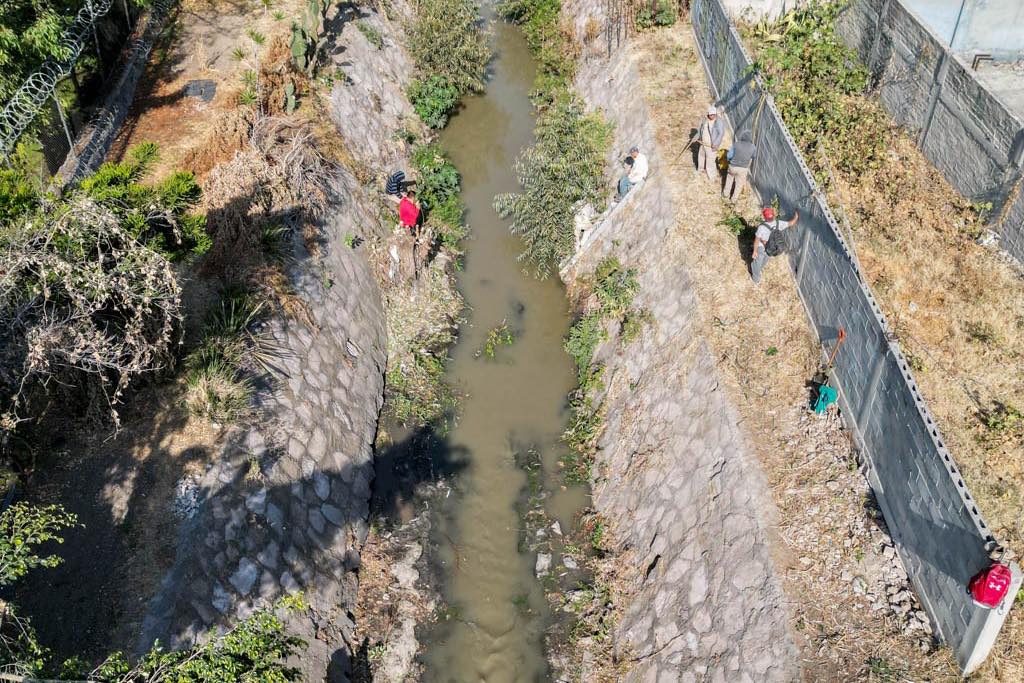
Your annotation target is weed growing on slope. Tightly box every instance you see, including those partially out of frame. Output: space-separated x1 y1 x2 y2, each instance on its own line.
406 0 491 128
356 21 384 50
561 258 647 482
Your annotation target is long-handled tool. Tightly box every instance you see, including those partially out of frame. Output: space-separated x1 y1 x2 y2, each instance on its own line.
825 327 846 369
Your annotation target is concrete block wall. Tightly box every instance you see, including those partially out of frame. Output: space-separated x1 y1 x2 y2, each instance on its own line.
837 0 1024 263
691 0 1020 673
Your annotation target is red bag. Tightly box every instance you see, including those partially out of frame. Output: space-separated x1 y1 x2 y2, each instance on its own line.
968 561 1013 609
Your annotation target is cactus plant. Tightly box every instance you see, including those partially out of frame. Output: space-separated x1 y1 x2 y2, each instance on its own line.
284 80 297 113
290 24 308 70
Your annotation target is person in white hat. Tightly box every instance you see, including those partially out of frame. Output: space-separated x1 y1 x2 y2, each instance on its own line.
697 104 724 182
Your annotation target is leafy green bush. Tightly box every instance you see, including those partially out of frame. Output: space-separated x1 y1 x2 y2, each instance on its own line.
0 169 37 223
620 308 653 344
90 596 306 681
564 312 605 375
746 0 886 183
592 257 639 316
0 503 77 588
411 143 468 248
407 0 491 96
79 143 210 261
635 0 677 29
0 496 305 678
495 98 611 276
560 258 644 482
408 76 462 129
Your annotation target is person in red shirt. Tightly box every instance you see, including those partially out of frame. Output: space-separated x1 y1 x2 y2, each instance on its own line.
398 191 420 233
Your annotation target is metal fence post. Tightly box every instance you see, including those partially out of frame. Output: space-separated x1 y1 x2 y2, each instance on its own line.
53 95 75 151
87 0 105 72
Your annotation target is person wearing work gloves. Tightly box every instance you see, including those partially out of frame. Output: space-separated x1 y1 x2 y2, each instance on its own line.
723 130 755 202
697 104 724 182
751 206 799 284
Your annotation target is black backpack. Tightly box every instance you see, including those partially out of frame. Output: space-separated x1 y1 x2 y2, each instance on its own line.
764 219 792 257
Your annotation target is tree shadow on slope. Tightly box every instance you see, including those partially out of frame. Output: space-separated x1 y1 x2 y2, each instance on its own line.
7 381 219 663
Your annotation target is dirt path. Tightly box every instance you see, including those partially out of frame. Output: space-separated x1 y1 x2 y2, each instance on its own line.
626 21 965 680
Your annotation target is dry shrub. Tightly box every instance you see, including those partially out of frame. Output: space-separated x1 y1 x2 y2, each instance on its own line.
258 34 304 117
0 197 181 432
181 108 253 179
201 116 342 288
839 133 1024 546
369 236 463 425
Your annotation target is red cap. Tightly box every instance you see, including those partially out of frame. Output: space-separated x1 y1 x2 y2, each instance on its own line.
762 207 775 220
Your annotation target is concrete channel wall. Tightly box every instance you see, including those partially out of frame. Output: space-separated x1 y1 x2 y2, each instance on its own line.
836 0 1024 263
690 0 1021 673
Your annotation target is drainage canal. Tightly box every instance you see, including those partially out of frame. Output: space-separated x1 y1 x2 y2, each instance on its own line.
418 13 589 682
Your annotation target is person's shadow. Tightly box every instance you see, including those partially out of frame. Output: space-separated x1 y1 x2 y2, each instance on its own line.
731 214 756 269
688 127 699 168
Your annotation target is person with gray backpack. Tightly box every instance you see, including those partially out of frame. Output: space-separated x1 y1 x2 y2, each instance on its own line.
751 206 800 284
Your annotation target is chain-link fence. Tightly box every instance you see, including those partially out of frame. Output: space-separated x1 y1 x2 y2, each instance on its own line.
0 0 144 180
59 0 177 186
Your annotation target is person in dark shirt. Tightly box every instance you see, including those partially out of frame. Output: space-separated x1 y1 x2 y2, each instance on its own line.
724 130 756 202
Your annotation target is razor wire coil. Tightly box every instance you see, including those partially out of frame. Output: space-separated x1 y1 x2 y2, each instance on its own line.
0 0 117 160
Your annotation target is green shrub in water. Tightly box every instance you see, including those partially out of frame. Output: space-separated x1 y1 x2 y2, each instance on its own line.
407 0 491 96
408 76 462 129
495 99 611 277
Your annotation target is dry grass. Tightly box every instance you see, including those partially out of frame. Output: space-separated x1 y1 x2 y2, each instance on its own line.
832 69 1024 683
629 22 967 680
547 538 636 681
836 137 1024 552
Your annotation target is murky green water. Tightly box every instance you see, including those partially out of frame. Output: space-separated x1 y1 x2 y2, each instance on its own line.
420 15 588 683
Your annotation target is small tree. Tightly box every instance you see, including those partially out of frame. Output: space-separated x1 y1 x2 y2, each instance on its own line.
407 0 491 95
495 98 610 277
0 144 204 439
0 502 77 588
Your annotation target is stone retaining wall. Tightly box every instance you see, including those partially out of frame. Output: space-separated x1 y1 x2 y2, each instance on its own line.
563 1 799 678
837 0 1024 263
690 0 1021 673
138 7 418 681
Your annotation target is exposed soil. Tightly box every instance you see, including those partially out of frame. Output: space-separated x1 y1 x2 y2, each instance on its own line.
109 0 306 177
625 20 967 680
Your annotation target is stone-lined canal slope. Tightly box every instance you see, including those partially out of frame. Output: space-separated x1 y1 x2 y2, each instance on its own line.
560 0 799 678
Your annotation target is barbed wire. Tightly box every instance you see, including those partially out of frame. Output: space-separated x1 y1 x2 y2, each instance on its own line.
58 0 177 186
0 0 116 161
